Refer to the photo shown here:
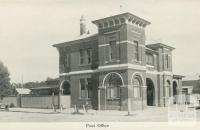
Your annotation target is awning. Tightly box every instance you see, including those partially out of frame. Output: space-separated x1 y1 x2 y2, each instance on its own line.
16 88 31 94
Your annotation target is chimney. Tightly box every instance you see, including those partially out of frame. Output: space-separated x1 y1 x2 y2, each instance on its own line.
80 15 87 35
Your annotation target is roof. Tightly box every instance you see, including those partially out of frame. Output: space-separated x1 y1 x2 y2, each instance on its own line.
30 85 59 90
182 80 198 86
182 86 193 89
16 88 31 94
92 12 151 26
183 73 200 81
53 12 151 48
145 46 158 54
53 33 98 48
173 74 185 79
146 43 175 51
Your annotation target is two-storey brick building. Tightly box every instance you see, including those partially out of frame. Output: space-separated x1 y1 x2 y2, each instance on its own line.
53 12 183 111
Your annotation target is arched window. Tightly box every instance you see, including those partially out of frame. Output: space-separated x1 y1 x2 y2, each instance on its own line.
133 77 142 98
104 73 122 99
165 80 170 97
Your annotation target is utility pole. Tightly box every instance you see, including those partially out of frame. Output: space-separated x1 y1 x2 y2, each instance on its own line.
21 74 24 89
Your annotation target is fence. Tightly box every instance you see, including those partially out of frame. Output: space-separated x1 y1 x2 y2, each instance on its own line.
0 96 18 107
21 95 59 108
0 95 71 109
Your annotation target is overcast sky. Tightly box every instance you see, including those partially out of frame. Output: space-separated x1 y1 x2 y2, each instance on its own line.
0 0 200 83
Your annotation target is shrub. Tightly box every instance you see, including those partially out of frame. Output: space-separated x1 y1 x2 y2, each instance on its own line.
9 103 15 108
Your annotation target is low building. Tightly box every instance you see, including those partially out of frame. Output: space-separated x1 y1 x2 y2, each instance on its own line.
182 78 200 94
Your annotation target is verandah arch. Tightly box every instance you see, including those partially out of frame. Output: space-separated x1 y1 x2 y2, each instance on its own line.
60 80 71 95
173 80 178 96
131 72 145 98
146 78 155 106
102 72 124 99
165 80 171 97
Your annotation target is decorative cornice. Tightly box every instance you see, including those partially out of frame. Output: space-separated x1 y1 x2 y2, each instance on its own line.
98 40 146 47
59 65 173 76
92 12 151 29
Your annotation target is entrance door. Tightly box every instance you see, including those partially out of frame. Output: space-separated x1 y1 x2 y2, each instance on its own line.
173 81 178 96
146 78 155 106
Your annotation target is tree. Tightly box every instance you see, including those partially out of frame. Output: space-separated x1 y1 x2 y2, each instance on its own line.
0 61 12 96
193 79 200 94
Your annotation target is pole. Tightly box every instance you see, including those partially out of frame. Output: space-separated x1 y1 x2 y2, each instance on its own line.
128 97 131 115
142 86 143 110
21 74 23 89
127 85 131 115
98 88 101 112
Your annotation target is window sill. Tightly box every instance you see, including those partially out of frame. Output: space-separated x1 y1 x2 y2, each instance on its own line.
107 98 120 101
133 97 142 100
105 59 120 64
146 64 154 68
132 59 141 63
79 98 91 100
79 63 92 67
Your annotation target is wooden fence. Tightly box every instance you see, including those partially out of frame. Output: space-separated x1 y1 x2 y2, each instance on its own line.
0 95 71 109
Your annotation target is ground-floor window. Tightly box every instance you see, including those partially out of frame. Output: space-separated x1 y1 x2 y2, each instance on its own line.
165 80 170 97
80 78 92 99
107 85 120 99
133 77 141 98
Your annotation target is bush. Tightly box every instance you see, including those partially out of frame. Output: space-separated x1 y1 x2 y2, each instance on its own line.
9 103 15 108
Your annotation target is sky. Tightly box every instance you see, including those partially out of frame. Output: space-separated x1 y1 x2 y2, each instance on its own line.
0 0 200 83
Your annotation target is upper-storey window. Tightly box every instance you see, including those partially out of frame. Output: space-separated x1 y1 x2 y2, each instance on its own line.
80 49 84 65
133 41 139 61
64 53 69 67
146 54 154 66
79 49 92 65
104 22 108 28
120 18 125 24
114 19 120 25
166 54 170 69
86 48 92 64
109 21 114 26
59 48 66 73
98 23 103 29
108 36 117 61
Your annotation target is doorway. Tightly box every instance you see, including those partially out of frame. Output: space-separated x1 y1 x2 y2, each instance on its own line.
146 78 155 106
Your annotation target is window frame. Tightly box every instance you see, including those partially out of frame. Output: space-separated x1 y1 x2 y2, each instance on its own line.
108 36 117 61
146 53 154 66
106 85 120 99
104 73 121 100
166 54 170 69
86 48 92 64
79 49 84 65
79 78 92 99
79 48 92 65
165 80 170 97
133 77 142 98
133 40 139 61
